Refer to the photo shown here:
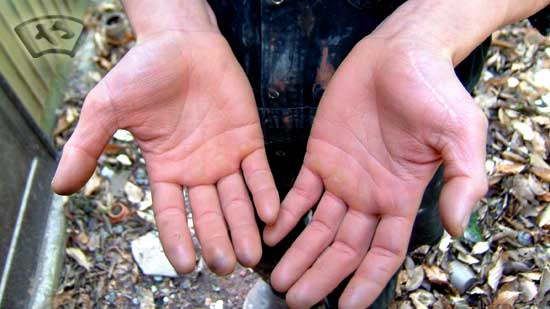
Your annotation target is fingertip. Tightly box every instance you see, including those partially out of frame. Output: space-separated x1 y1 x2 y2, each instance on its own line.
269 264 293 293
173 254 196 275
235 241 262 268
338 287 365 309
439 178 483 238
52 147 97 195
204 247 237 276
285 284 310 309
163 239 197 274
256 190 280 225
262 225 281 247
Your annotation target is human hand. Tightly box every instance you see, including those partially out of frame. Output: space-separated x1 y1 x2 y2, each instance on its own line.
263 16 490 309
52 1 279 275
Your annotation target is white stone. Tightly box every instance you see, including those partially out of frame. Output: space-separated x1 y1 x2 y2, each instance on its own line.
507 77 520 88
116 154 133 166
113 129 134 142
131 231 178 277
100 166 114 179
534 69 550 90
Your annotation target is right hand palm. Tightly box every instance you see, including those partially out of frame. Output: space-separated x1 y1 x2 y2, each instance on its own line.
52 32 279 275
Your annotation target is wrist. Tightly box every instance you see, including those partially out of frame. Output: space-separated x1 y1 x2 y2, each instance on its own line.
369 0 550 65
121 0 219 41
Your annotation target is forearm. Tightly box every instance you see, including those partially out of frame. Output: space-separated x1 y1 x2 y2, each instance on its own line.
372 0 550 64
121 0 218 40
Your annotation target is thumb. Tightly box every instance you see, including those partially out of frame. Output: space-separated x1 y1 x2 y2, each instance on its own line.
52 83 118 195
437 100 488 237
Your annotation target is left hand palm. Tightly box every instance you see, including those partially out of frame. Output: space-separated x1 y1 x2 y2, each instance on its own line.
264 37 488 308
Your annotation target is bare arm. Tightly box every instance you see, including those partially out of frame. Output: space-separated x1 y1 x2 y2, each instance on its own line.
373 0 550 64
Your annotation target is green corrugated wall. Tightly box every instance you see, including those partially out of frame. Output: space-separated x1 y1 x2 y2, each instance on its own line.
0 0 89 133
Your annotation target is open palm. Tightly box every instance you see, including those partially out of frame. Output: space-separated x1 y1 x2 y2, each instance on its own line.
52 32 279 275
264 38 488 308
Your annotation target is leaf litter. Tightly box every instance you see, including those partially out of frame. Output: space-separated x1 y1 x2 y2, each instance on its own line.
53 3 550 308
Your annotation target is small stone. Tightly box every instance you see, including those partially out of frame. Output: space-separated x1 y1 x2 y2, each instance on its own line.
111 224 123 234
534 69 550 90
113 129 134 142
106 292 116 304
131 298 140 306
507 77 519 88
100 166 114 179
212 285 220 292
212 300 224 309
151 285 158 293
153 276 163 283
181 279 191 289
135 167 149 186
131 231 178 277
517 231 533 246
95 253 104 263
117 154 133 166
125 181 144 204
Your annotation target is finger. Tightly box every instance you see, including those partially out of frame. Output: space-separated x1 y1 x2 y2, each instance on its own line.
151 181 196 273
241 148 280 224
217 172 262 267
270 192 346 292
437 94 488 237
339 215 414 308
285 209 378 308
188 184 236 275
263 166 324 246
52 83 117 195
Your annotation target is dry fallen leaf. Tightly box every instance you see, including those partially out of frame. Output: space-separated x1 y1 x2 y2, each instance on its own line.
492 290 521 306
423 265 448 286
472 241 491 255
125 181 144 204
536 267 550 305
83 172 103 196
519 278 538 302
538 205 550 228
66 247 92 271
458 253 480 265
409 290 435 309
512 120 535 141
531 166 550 182
406 266 425 292
496 160 526 174
488 251 504 292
